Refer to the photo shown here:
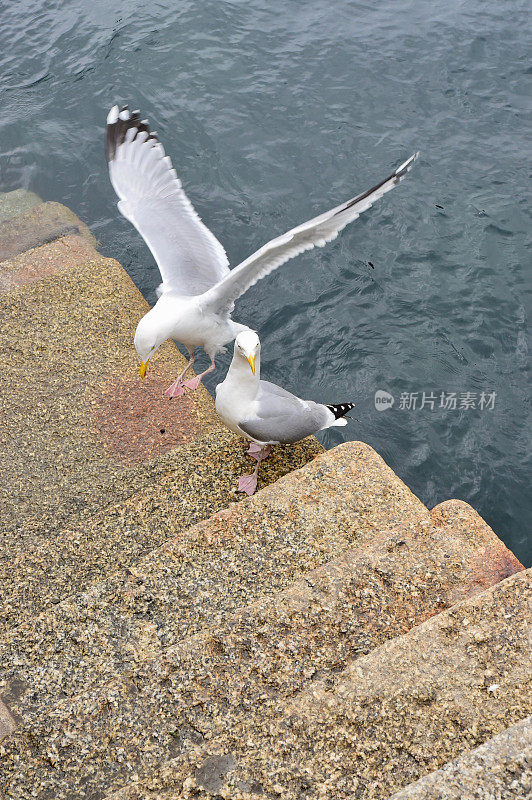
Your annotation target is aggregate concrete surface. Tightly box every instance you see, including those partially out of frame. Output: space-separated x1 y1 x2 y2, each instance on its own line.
1 440 432 726
51 571 530 800
0 484 526 798
389 716 531 799
0 200 96 260
0 189 42 223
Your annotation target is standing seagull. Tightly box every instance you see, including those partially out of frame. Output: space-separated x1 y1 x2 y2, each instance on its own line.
216 331 354 495
106 105 418 397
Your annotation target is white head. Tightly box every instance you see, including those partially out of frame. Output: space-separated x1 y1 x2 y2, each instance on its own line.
134 310 168 379
234 330 261 375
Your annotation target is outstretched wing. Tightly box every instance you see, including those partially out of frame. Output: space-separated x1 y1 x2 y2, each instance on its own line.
106 105 230 297
201 153 418 315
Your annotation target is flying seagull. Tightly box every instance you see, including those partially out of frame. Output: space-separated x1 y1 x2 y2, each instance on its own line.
106 105 418 397
216 330 354 495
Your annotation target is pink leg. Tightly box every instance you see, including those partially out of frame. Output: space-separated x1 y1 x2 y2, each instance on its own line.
237 445 274 496
164 353 194 398
246 443 272 462
183 360 216 391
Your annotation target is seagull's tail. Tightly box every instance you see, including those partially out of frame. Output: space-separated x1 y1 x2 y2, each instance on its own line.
325 402 355 427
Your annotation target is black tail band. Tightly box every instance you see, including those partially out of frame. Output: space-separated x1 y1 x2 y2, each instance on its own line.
326 402 355 420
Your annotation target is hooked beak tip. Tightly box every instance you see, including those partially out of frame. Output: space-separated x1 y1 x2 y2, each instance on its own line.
140 361 148 379
247 355 255 374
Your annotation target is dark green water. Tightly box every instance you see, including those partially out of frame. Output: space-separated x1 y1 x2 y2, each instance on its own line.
1 1 530 564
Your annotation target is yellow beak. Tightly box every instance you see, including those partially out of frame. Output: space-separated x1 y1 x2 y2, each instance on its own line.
140 360 149 379
246 355 255 374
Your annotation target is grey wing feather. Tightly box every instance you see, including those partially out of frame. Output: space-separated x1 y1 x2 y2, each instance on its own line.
202 153 419 316
107 106 230 298
239 381 330 444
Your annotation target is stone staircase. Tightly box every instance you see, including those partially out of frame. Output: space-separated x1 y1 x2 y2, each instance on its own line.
0 190 529 799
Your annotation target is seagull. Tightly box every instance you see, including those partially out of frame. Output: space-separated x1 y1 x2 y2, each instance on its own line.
106 104 418 397
215 330 355 495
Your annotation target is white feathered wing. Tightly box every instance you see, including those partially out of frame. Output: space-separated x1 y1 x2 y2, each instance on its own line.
106 105 229 298
201 152 418 316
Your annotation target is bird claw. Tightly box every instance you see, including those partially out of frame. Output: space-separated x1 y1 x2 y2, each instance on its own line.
164 379 187 398
237 474 258 496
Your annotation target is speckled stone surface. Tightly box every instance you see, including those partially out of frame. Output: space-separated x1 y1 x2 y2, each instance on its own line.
0 189 42 223
389 716 531 799
0 201 96 260
0 701 15 741
0 244 227 632
430 499 525 585
207 569 530 800
1 440 426 726
100 570 530 800
0 234 98 292
0 490 524 798
0 428 321 635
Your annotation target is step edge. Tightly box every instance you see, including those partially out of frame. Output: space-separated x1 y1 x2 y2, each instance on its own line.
387 714 532 799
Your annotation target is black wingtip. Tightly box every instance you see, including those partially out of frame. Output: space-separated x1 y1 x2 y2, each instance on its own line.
105 104 158 162
337 152 419 216
326 402 355 420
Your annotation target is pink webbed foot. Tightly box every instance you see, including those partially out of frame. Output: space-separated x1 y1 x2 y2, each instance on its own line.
237 473 258 496
246 443 272 462
164 379 187 398
182 375 202 391
183 361 216 392
246 442 262 459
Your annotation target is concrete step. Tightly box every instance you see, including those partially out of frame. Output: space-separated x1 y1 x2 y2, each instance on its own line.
0 189 42 223
388 716 531 799
0 230 232 633
0 440 430 727
0 200 97 261
0 220 325 636
105 569 530 800
0 234 217 538
0 471 523 797
0 232 98 292
430 499 524 586
0 426 321 635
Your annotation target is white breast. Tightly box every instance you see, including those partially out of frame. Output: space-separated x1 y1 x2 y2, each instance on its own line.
216 377 261 441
